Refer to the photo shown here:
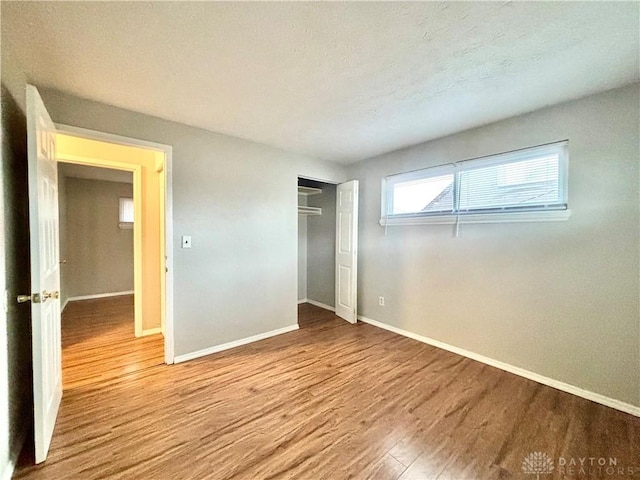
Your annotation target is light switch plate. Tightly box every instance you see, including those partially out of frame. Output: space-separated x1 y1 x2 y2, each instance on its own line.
181 236 192 249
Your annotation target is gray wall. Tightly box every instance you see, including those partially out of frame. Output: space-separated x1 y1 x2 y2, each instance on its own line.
306 184 337 307
37 88 346 357
1 55 33 473
297 194 307 301
347 83 640 407
60 177 134 303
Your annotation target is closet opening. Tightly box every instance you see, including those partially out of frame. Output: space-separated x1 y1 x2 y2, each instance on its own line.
297 177 337 327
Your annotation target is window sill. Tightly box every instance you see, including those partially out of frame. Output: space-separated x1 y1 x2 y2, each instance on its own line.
379 209 572 226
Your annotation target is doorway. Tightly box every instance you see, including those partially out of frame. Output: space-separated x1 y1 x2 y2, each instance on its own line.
57 163 164 389
297 178 338 314
54 125 174 365
297 176 359 326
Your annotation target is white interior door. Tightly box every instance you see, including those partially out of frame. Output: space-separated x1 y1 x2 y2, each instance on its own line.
335 180 359 323
26 85 62 463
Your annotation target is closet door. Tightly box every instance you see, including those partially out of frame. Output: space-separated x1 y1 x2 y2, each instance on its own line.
335 180 359 323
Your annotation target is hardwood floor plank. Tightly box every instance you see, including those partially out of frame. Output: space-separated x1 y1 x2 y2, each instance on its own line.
15 302 640 479
60 295 164 390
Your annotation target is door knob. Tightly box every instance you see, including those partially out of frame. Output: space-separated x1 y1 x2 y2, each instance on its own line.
17 293 41 304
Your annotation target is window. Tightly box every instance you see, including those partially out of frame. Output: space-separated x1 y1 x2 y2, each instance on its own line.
119 197 134 229
381 141 569 225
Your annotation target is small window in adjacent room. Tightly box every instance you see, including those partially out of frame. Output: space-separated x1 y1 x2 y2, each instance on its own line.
119 197 134 229
381 141 570 225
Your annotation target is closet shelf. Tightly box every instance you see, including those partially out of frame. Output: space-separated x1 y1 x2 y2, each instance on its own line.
298 186 322 196
298 206 322 216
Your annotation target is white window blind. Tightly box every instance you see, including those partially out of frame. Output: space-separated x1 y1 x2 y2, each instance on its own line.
119 197 134 229
382 141 568 224
458 153 563 213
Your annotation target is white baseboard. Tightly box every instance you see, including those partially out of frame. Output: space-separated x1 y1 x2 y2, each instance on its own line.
141 327 162 337
174 324 300 364
66 291 134 302
1 456 15 480
297 298 308 305
358 315 640 418
1 457 14 480
1 420 28 480
306 299 335 312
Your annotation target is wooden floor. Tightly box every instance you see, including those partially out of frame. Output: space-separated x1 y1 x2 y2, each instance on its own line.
16 303 640 479
60 295 164 390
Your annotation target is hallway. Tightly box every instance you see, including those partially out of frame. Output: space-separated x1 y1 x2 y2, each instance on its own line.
61 295 164 390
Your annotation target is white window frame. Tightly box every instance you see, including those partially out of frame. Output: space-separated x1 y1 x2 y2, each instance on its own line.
380 141 571 226
119 196 134 229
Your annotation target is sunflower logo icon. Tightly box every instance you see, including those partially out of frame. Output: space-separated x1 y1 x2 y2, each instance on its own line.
522 451 554 480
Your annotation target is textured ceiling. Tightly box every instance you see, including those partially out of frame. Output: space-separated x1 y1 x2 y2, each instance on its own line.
3 2 639 163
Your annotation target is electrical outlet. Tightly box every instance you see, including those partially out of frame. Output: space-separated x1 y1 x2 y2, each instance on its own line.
181 235 192 249
378 296 385 307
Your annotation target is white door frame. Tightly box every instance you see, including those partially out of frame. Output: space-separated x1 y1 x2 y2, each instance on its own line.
297 175 340 186
55 123 175 364
56 156 144 335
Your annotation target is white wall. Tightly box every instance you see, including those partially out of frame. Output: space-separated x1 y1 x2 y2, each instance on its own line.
38 88 346 356
347 83 640 408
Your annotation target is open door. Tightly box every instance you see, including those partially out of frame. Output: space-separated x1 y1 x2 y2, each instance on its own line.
335 180 359 323
24 85 62 463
